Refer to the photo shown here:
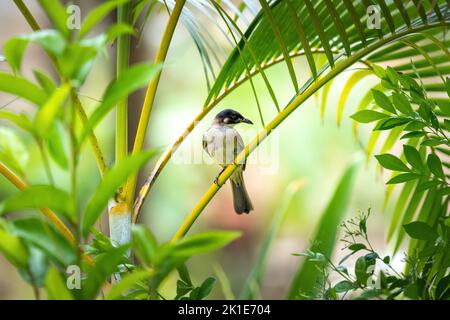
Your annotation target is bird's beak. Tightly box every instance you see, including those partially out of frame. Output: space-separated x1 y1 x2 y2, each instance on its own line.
241 118 253 125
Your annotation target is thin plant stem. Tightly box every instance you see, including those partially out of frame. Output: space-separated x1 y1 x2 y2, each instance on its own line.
170 23 449 241
13 0 40 31
125 0 187 206
72 94 107 177
37 139 54 185
116 2 131 167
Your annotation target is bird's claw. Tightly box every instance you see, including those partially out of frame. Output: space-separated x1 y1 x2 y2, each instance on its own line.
214 176 220 186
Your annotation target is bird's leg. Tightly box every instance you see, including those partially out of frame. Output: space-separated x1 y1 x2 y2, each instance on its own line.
214 167 226 186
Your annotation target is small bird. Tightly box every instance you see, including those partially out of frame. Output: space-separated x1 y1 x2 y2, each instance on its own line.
203 109 254 214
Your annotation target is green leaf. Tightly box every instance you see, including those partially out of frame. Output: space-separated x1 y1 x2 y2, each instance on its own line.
240 180 302 299
177 264 192 286
387 173 420 184
4 30 66 72
12 218 76 265
131 224 158 266
0 185 74 221
421 139 445 147
38 0 69 37
0 111 33 133
445 78 450 98
403 221 438 241
288 162 359 298
45 267 73 300
348 243 367 251
46 122 69 169
334 280 354 293
34 84 70 138
105 269 152 300
83 245 130 299
19 245 48 287
171 231 241 257
392 92 413 115
0 127 29 175
400 131 425 140
372 89 396 114
403 145 423 171
375 154 410 172
427 154 445 179
82 150 158 237
355 256 368 286
196 277 216 300
374 117 410 130
0 72 48 106
79 0 129 38
350 110 390 123
81 63 161 143
0 229 29 268
33 69 57 95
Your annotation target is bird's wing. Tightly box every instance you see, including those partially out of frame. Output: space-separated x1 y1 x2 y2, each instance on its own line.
233 131 247 171
202 131 213 157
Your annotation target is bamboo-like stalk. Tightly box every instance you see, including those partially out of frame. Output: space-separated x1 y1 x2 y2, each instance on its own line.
116 2 131 166
170 23 448 241
0 162 75 243
125 0 187 206
72 94 107 177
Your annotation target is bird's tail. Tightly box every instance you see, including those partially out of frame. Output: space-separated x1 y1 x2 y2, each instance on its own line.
230 170 253 214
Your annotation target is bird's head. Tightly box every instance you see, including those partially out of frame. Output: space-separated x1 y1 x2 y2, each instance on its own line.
213 109 253 126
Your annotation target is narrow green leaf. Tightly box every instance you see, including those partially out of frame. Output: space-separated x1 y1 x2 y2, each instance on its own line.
82 150 159 237
259 0 299 92
12 218 76 265
372 89 396 114
0 185 74 221
427 154 444 179
374 117 410 131
197 277 216 300
131 224 158 266
79 0 129 38
350 110 390 123
0 111 33 132
34 84 70 138
171 231 241 258
81 63 161 143
105 269 152 300
403 221 438 241
288 162 359 298
4 30 66 72
0 127 29 175
0 72 47 106
392 92 413 115
33 69 57 95
38 0 69 37
334 280 354 293
375 154 410 172
387 173 420 184
337 70 372 124
45 267 73 300
46 122 68 169
400 131 425 140
0 229 29 268
240 180 302 299
403 145 423 171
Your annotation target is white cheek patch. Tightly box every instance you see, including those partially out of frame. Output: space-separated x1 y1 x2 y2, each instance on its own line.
224 117 231 124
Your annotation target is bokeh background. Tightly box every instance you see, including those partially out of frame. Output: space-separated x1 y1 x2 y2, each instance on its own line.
0 1 405 299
